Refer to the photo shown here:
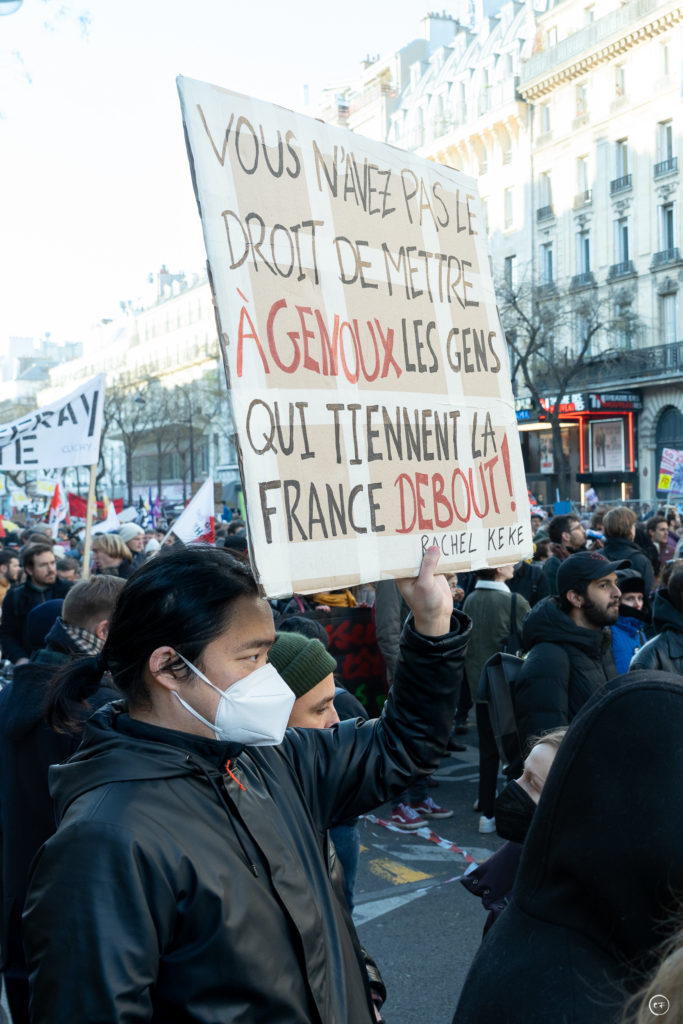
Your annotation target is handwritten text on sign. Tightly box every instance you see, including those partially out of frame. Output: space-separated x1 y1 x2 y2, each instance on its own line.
178 78 531 595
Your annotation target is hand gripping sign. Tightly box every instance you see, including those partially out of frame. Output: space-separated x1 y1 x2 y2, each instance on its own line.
177 77 532 597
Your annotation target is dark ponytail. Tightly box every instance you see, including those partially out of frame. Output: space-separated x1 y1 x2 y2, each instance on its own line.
46 653 110 734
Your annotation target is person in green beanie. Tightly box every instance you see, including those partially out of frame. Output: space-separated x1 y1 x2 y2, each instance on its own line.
268 630 339 730
268 630 387 1020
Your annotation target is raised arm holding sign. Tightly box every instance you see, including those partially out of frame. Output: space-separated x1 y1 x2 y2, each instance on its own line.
178 78 531 595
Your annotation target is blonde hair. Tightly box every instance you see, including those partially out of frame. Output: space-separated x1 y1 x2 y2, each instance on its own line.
623 918 683 1023
91 534 132 561
525 726 568 756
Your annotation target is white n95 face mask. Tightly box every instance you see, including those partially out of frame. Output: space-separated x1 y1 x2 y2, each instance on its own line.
172 653 294 746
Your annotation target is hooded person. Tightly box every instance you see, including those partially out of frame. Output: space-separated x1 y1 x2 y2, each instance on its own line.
453 671 683 1024
611 569 650 673
630 565 683 673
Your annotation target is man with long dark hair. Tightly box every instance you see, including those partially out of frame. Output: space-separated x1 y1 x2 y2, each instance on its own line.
23 545 469 1023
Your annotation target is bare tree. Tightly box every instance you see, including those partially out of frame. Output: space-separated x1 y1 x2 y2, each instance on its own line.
499 269 639 500
101 382 151 505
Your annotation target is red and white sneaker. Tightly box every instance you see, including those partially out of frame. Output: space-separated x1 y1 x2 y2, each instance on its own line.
411 797 454 819
391 803 427 830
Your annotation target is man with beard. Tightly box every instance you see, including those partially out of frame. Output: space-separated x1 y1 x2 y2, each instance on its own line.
513 552 628 764
542 514 587 595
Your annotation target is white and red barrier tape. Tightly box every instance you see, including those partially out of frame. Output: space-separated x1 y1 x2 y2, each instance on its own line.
361 813 478 864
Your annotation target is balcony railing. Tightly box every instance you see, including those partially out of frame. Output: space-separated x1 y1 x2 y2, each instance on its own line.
654 157 678 178
573 189 592 208
651 247 681 268
536 204 554 222
570 271 596 290
520 0 662 86
607 260 636 279
610 174 632 194
534 341 683 390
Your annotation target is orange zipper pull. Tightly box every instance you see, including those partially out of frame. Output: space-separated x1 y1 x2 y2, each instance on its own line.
225 759 245 791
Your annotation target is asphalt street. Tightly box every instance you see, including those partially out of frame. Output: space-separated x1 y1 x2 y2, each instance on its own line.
354 738 505 1024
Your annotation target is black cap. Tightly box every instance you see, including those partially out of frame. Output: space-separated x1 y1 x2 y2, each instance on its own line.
557 551 630 596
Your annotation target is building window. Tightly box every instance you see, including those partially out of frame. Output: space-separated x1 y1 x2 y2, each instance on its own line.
459 82 467 122
662 42 670 75
577 155 589 193
657 120 674 162
576 83 587 115
616 217 630 263
546 25 557 46
660 202 675 250
577 230 591 273
615 65 625 97
584 4 595 23
616 139 629 177
614 300 633 349
540 242 554 284
576 311 593 355
504 254 518 289
661 292 679 343
540 103 551 134
539 171 552 206
504 187 514 228
502 127 512 165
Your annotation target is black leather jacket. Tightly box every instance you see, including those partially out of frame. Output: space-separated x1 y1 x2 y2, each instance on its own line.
23 611 470 1023
630 588 683 674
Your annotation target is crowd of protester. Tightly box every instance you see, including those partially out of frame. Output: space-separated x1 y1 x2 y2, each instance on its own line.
0 496 682 1022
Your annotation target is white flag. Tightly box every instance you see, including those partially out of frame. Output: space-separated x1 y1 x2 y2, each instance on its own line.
48 480 69 538
171 478 216 545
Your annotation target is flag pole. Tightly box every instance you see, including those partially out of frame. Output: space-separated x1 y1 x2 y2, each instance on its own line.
81 462 97 580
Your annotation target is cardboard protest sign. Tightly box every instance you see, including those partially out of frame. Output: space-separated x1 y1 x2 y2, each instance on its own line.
178 77 531 596
0 375 105 472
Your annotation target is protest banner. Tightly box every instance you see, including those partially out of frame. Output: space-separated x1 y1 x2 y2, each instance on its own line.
178 78 531 596
0 375 105 472
658 448 683 494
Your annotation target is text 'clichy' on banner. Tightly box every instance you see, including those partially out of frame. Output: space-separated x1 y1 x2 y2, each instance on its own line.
0 374 105 473
178 77 532 597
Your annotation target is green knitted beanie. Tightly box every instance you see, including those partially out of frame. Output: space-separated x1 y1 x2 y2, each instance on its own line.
267 631 337 699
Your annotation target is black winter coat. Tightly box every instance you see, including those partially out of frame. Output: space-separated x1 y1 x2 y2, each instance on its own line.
630 588 683 673
514 596 617 751
454 672 683 1023
0 618 117 981
0 578 72 662
602 536 655 596
23 612 470 1024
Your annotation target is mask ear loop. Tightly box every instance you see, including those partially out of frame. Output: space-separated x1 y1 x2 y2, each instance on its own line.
170 652 224 737
175 652 223 696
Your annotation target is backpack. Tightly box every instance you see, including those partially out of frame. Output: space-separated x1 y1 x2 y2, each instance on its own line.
477 651 524 778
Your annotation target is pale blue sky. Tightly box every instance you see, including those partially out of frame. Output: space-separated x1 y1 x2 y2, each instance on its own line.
0 0 434 344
